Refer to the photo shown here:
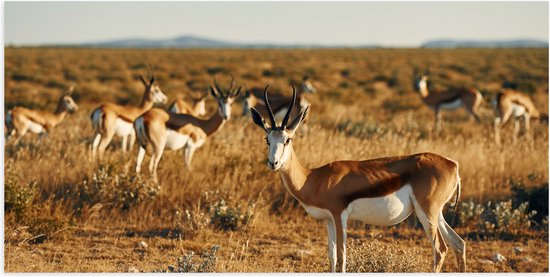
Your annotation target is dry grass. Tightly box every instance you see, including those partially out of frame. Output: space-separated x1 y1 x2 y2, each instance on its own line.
4 47 549 272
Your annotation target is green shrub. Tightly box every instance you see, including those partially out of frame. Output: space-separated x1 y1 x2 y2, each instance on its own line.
5 169 36 221
156 245 220 273
209 199 254 231
511 181 548 223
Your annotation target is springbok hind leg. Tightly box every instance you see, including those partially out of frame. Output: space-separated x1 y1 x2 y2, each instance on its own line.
413 200 448 272
438 213 466 272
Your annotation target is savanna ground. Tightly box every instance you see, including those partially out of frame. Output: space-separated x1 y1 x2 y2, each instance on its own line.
4 48 549 272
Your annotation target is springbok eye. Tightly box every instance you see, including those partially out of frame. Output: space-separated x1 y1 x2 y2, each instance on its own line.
285 138 291 145
265 137 270 145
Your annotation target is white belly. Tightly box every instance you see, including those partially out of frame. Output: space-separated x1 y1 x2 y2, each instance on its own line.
27 120 44 134
114 118 134 137
303 204 332 219
345 185 414 226
165 129 190 150
512 104 526 117
440 98 463 110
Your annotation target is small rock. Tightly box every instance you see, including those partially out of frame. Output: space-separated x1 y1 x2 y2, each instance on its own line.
522 257 533 263
493 253 507 263
138 241 148 249
167 265 175 272
127 266 139 273
514 246 523 254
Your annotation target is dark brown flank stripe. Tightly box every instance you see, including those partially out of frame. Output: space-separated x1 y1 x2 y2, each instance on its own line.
439 95 461 105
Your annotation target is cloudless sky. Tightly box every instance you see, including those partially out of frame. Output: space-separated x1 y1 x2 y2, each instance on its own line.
4 1 549 46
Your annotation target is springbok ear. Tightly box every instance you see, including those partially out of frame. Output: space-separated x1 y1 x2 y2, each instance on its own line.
250 107 269 131
140 75 149 87
287 106 310 133
150 75 156 85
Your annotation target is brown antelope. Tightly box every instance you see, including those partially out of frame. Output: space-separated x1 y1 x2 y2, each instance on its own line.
5 87 78 144
90 73 167 159
413 72 483 131
493 89 548 145
134 77 241 179
249 85 466 272
168 92 208 117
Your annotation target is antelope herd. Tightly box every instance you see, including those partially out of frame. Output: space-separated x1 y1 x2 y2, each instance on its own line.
4 67 548 273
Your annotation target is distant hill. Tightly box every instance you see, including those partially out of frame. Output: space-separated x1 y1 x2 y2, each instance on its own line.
421 39 548 48
49 35 381 49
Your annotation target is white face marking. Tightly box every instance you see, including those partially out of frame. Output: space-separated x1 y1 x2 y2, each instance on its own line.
417 76 428 92
266 130 292 170
217 98 233 120
152 85 168 104
64 96 78 112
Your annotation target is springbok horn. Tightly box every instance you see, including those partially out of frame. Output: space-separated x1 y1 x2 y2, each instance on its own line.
263 84 276 128
213 76 223 96
282 85 296 128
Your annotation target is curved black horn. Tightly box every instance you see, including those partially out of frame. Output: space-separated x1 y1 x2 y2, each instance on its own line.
263 84 276 128
213 76 223 96
282 85 296 128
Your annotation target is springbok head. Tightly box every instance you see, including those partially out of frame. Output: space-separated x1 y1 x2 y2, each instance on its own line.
210 75 242 120
413 69 429 93
250 85 309 170
140 73 168 104
301 75 317 94
60 86 78 112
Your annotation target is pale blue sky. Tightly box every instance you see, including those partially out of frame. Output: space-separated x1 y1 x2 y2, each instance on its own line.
4 1 549 46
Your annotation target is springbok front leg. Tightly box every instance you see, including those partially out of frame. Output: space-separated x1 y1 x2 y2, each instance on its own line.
332 212 347 273
326 217 337 272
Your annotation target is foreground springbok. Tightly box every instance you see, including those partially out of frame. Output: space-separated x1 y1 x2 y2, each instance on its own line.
493 89 548 145
90 74 167 159
134 77 240 178
414 72 483 131
6 87 78 144
249 85 466 272
168 92 208 117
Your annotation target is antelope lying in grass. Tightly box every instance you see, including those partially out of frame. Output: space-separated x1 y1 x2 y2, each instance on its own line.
134 77 241 179
168 92 208 117
250 85 466 272
493 89 548 145
90 73 167 159
5 87 78 144
413 71 483 131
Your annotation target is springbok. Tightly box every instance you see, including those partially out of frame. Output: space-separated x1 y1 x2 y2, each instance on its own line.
249 85 466 272
493 89 548 145
6 87 78 144
90 73 167 159
168 92 208 117
134 77 241 179
413 71 483 131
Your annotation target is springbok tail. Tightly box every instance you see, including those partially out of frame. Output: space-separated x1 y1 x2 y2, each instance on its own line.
451 166 462 226
90 108 103 133
134 116 148 149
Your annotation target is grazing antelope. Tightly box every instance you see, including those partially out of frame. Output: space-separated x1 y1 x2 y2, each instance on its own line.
134 77 241 178
90 73 167 159
413 72 483 131
493 89 548 145
250 86 466 272
5 87 78 144
168 92 208 117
